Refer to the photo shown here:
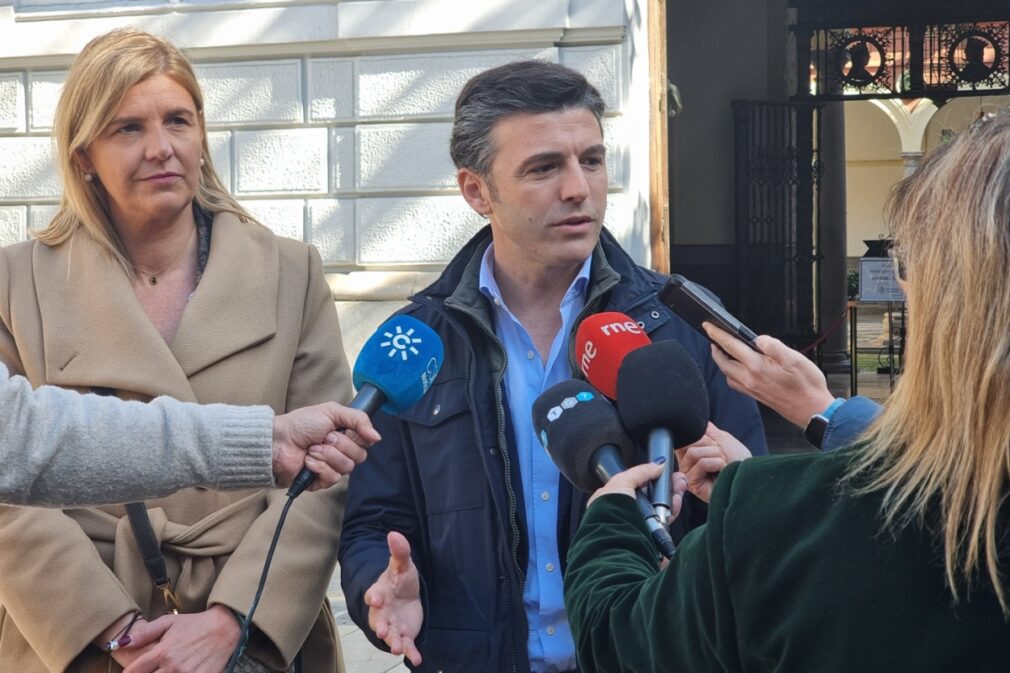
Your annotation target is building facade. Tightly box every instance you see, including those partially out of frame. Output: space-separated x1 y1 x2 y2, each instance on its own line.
0 0 656 355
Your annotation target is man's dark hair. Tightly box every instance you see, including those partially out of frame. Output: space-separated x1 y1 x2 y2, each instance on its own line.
449 60 606 177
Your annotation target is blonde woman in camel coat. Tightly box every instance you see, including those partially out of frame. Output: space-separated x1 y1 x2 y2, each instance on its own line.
0 29 353 673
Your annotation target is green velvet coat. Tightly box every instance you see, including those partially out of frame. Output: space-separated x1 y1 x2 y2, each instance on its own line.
565 449 1010 673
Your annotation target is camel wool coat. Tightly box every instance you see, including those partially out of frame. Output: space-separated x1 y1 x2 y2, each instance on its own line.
0 212 353 673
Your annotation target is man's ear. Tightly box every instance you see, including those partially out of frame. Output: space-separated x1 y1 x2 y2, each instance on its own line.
457 168 492 217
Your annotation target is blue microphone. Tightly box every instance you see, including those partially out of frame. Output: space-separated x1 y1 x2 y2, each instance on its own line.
287 314 443 497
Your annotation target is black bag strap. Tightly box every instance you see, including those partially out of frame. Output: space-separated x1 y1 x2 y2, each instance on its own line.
125 502 182 613
90 387 181 613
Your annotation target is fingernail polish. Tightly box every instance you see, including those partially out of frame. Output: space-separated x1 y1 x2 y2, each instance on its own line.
653 456 667 465
118 636 132 647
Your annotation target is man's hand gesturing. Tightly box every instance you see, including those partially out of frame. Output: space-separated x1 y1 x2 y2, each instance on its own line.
364 531 424 666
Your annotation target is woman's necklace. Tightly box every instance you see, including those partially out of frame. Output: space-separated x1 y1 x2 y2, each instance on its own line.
130 227 196 286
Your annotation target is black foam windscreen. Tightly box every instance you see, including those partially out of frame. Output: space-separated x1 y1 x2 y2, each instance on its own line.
532 379 635 493
615 340 710 446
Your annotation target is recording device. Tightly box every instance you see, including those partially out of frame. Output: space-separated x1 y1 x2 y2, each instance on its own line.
574 311 651 399
532 379 676 559
659 274 762 353
227 315 444 673
288 314 444 497
616 340 710 523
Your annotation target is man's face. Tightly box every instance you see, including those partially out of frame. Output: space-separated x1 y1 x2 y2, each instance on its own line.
462 108 608 275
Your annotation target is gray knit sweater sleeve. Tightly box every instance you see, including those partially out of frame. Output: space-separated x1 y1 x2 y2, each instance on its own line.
0 362 275 507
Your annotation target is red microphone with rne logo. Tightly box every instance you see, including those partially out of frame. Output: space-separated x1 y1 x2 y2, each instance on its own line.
574 311 652 399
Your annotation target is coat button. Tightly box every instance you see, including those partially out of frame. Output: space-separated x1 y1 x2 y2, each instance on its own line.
432 404 441 416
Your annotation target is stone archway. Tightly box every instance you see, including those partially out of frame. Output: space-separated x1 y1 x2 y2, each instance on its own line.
868 98 939 175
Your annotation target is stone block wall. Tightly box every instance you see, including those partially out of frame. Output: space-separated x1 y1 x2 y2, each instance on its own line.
0 44 629 265
0 0 651 357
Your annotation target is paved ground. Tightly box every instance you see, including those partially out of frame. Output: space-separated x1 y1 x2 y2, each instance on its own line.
328 306 900 671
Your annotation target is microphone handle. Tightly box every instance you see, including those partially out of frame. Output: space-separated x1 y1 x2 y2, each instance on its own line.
591 445 676 559
647 428 673 523
287 384 387 498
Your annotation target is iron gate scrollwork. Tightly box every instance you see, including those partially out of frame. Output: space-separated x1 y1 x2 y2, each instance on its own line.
733 101 822 346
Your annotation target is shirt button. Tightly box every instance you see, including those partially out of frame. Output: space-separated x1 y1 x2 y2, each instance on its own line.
546 563 555 572
546 625 556 636
540 491 550 502
494 297 501 306
527 350 535 360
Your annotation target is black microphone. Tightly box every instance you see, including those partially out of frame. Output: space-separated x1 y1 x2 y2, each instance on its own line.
532 379 676 559
615 340 710 522
288 315 444 497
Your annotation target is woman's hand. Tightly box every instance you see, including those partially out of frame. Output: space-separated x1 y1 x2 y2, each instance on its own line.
704 322 835 428
95 613 158 670
676 422 752 503
122 605 240 673
588 462 665 507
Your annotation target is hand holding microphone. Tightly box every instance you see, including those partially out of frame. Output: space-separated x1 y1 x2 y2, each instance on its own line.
676 422 752 503
587 462 688 514
287 315 444 497
270 402 381 490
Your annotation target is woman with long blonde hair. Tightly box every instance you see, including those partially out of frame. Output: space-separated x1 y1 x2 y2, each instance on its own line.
563 111 1010 672
0 29 352 673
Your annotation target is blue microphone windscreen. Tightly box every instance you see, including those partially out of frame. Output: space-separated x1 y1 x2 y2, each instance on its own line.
353 315 444 414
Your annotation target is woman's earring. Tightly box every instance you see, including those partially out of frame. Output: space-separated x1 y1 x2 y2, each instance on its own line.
84 172 93 182
199 158 205 167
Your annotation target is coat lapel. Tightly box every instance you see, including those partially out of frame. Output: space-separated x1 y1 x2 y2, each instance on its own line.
169 212 278 378
33 212 279 400
34 229 196 401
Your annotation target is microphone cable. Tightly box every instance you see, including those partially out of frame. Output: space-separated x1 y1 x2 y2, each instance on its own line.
223 492 297 673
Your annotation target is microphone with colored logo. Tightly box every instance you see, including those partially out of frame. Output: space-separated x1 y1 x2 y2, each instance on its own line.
576 311 679 518
532 378 676 559
574 312 652 399
616 340 710 521
287 314 444 498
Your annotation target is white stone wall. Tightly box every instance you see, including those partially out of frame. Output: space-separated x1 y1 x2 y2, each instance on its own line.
0 0 651 355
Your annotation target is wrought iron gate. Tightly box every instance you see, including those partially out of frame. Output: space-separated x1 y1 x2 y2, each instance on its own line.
732 101 822 346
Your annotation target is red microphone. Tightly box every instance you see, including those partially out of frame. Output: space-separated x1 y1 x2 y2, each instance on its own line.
574 311 651 399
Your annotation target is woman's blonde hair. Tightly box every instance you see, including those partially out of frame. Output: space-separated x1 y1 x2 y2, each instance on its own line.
848 110 1010 613
38 28 255 274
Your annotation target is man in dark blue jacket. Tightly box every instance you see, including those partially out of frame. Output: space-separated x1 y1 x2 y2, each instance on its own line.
338 60 767 673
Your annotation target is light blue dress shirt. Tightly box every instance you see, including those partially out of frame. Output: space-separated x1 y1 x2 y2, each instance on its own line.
479 243 591 673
